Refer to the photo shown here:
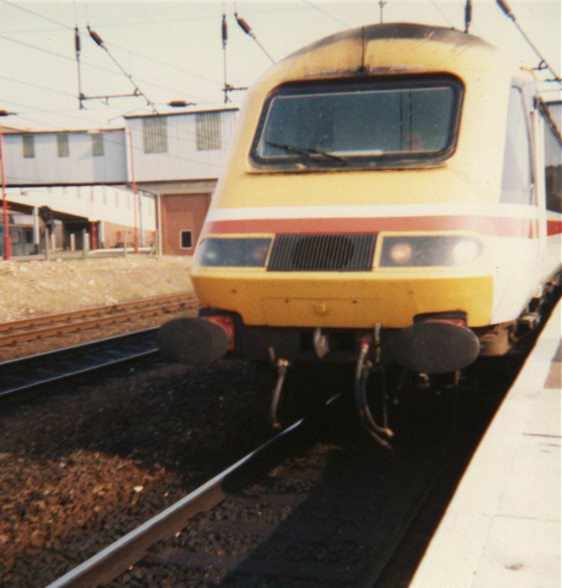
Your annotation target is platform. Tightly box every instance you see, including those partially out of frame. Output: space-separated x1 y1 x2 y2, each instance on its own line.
411 300 561 588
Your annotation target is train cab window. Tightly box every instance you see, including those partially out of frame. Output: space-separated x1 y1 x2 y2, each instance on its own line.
501 87 534 205
251 76 463 168
542 101 562 213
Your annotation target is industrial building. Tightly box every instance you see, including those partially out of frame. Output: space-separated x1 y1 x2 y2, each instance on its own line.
1 105 239 256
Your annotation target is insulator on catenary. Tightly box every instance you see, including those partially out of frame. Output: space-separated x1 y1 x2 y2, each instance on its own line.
168 100 195 107
222 14 228 47
235 13 253 36
464 0 472 33
74 27 81 53
87 25 104 47
496 0 515 19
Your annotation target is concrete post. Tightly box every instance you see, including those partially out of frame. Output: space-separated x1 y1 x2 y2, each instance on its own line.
82 229 89 258
32 207 40 254
70 233 75 252
50 231 56 252
157 194 163 257
44 230 50 261
98 222 105 249
138 194 144 247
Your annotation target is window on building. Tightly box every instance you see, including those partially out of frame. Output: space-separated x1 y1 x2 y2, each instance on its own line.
143 117 168 153
91 133 104 157
22 134 35 158
196 112 222 150
501 87 534 204
180 230 193 249
57 133 69 157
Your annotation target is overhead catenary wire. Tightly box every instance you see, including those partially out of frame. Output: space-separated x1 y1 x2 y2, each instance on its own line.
427 0 454 28
0 74 77 99
234 12 276 64
495 0 561 83
1 0 223 89
86 25 158 113
0 0 267 92
300 0 350 28
0 0 73 31
0 5 306 36
0 33 197 100
0 1 207 101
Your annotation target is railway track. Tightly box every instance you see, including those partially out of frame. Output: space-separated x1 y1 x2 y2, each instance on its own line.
46 383 478 588
0 293 196 348
11 303 548 586
46 413 317 588
0 329 160 399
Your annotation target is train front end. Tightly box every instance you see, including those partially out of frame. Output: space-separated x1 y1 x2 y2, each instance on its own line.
160 23 554 441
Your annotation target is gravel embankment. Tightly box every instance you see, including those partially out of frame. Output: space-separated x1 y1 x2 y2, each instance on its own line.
0 255 193 322
0 255 195 362
0 359 270 587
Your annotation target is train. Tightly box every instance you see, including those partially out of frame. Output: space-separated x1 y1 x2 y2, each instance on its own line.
160 22 562 446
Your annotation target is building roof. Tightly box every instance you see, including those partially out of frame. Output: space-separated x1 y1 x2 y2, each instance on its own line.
0 125 22 133
124 105 239 120
4 127 125 136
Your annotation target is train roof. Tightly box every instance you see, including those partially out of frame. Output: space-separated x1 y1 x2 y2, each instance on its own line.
287 22 495 60
246 21 517 98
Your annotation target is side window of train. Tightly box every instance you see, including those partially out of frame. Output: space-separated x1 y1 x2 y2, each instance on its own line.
542 102 562 213
501 87 535 205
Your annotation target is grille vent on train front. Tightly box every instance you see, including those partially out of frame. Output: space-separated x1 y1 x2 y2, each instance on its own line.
267 233 376 272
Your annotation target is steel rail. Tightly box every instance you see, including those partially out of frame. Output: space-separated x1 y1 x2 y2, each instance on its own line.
0 328 159 399
0 292 195 335
0 298 195 347
45 416 315 588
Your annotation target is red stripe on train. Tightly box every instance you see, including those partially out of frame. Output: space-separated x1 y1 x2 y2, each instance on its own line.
547 219 562 236
205 215 541 238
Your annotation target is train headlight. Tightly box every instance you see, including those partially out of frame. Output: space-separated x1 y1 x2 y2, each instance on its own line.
387 242 413 265
380 235 482 267
196 238 272 267
451 239 481 265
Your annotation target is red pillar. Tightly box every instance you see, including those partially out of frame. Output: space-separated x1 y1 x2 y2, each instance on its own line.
90 222 98 249
127 128 139 253
0 131 12 260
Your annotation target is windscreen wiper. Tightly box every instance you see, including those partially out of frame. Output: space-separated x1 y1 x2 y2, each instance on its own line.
266 141 348 165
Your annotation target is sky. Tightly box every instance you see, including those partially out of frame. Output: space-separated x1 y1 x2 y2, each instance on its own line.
0 0 560 131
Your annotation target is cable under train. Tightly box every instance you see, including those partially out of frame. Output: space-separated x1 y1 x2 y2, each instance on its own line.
160 22 562 446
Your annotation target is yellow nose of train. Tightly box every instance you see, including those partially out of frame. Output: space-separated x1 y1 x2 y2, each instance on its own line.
163 21 553 379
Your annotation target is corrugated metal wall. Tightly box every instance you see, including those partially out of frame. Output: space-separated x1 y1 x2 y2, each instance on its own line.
3 129 127 186
125 110 238 183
